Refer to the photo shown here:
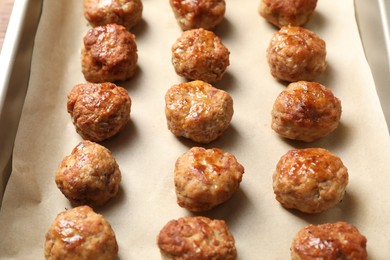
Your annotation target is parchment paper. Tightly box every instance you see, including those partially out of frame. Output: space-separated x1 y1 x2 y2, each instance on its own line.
1 0 390 259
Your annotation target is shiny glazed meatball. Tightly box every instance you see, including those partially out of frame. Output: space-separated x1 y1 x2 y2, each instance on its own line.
271 81 341 142
55 140 121 207
84 0 143 30
272 148 348 214
157 216 237 260
170 0 225 30
291 222 368 259
259 0 317 28
172 28 230 83
165 80 233 144
44 206 118 260
67 82 131 142
267 26 326 82
82 23 138 82
174 147 244 212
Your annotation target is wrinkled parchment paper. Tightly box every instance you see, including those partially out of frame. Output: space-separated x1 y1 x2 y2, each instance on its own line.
1 0 390 259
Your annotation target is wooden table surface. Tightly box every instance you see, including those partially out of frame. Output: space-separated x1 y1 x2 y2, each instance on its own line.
0 0 15 51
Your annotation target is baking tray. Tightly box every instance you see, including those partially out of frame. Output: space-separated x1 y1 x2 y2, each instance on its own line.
0 0 390 259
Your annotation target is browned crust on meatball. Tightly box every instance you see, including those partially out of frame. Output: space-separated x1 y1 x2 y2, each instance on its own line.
272 148 348 214
165 80 233 144
157 216 237 260
271 81 341 142
259 0 317 28
44 206 118 260
267 26 326 82
172 28 230 83
291 222 368 259
55 141 121 207
174 147 244 212
84 0 143 31
170 0 225 30
82 24 138 83
67 82 131 142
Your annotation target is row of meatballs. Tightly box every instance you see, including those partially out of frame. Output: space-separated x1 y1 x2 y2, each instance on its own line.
53 142 349 216
84 0 319 31
67 79 341 146
45 206 367 259
82 0 327 84
258 1 368 259
81 13 328 88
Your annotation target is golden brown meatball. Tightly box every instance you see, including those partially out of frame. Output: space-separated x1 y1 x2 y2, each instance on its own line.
55 140 121 207
291 222 368 259
82 23 138 83
44 206 118 260
157 216 237 260
174 147 244 212
271 81 341 142
172 28 230 83
259 0 317 28
67 82 131 142
84 0 143 31
170 0 225 30
267 26 326 82
165 80 233 144
272 148 348 214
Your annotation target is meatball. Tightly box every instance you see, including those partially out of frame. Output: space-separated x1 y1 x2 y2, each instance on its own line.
44 206 118 260
169 0 226 30
174 147 244 212
157 216 237 260
271 81 341 142
172 28 230 83
67 82 131 142
267 26 326 82
259 0 318 28
272 148 348 214
84 0 143 31
82 23 138 83
55 140 121 207
291 222 368 259
165 80 233 144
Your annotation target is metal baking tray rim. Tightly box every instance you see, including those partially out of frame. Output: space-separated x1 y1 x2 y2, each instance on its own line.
0 0 42 205
355 0 390 130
